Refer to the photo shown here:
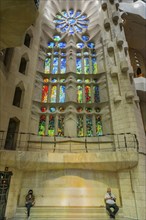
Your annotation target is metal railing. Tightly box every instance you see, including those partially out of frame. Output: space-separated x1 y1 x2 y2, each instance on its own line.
0 131 139 153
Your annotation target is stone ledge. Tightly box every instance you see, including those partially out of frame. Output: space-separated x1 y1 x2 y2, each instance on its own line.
0 150 138 171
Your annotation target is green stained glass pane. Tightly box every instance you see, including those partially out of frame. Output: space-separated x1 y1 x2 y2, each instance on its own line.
77 85 83 103
86 116 93 137
76 58 82 74
59 85 66 103
84 58 90 74
85 79 90 83
58 115 64 136
77 115 84 137
38 115 46 136
48 115 55 136
52 57 58 74
41 85 48 103
45 58 51 74
53 35 61 41
85 85 91 103
92 57 98 74
50 107 56 112
61 58 66 74
51 85 57 103
96 115 103 136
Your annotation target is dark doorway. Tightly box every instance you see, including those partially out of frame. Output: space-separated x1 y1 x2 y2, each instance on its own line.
0 170 13 220
5 118 20 150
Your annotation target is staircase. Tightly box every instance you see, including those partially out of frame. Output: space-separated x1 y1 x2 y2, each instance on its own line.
8 206 133 220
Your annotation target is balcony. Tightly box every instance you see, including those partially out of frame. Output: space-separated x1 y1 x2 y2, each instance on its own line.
0 132 139 172
0 0 39 50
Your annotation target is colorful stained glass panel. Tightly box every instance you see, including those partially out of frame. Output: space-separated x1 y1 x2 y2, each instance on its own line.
96 116 103 136
48 115 55 136
92 57 98 74
59 85 66 103
86 116 93 137
58 115 64 136
45 58 51 74
60 58 66 74
50 86 57 103
84 58 90 74
77 85 83 103
52 57 58 74
38 115 46 136
76 58 82 74
41 85 48 103
77 116 84 136
85 85 91 103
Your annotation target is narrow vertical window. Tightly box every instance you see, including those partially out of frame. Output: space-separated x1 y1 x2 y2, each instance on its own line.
48 115 55 136
24 33 31 48
59 85 66 103
13 87 22 107
86 116 93 137
77 85 83 103
85 85 91 103
92 57 97 74
77 115 84 136
51 86 57 103
52 57 59 74
94 85 100 103
19 57 27 74
45 58 51 74
76 58 82 74
60 58 66 73
84 57 89 74
58 115 64 136
38 115 46 136
96 115 103 136
41 85 48 103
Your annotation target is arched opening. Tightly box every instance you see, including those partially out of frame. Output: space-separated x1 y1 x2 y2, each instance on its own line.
24 33 31 48
19 55 28 74
5 118 20 150
13 87 22 107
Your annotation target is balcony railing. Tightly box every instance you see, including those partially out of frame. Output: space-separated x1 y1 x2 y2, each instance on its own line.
0 131 139 153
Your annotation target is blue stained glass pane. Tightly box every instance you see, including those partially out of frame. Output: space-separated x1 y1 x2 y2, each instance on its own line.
56 23 66 28
84 58 90 74
87 42 95 48
68 18 76 25
69 9 74 17
53 35 61 41
69 27 74 34
76 58 82 74
74 25 82 32
75 10 81 18
59 85 66 102
77 52 81 56
82 35 89 41
50 107 56 112
61 10 68 18
61 52 66 56
58 42 67 48
76 42 84 49
51 78 57 82
54 51 59 55
61 25 69 32
94 86 100 102
61 58 66 74
78 15 87 19
78 19 89 24
92 57 98 74
52 57 58 74
48 42 55 48
92 52 96 56
77 23 88 29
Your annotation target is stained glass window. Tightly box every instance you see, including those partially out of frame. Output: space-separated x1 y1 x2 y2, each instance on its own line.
76 42 84 49
76 58 82 74
45 58 51 74
53 35 61 41
41 107 47 112
38 115 46 136
82 35 89 41
85 85 91 103
87 42 95 49
77 115 84 136
54 9 89 35
50 107 56 112
48 42 55 48
84 58 90 74
52 57 58 74
58 42 66 48
96 115 103 136
77 85 83 103
86 116 93 137
60 58 66 73
58 115 64 136
41 85 48 103
48 115 55 136
92 57 98 74
94 86 100 103
51 85 57 103
59 85 66 103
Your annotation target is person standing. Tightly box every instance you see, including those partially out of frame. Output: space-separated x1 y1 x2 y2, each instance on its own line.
104 188 119 219
25 189 35 219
